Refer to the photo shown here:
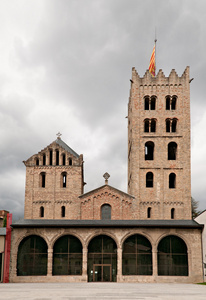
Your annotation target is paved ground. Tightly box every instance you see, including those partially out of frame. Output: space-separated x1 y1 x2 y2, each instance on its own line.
0 283 206 300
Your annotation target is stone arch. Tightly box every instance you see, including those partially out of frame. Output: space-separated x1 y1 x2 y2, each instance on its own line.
17 234 48 276
52 234 83 276
157 234 188 276
87 234 117 282
122 233 153 275
51 231 85 249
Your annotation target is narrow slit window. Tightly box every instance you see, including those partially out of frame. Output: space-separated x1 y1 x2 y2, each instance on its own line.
61 206 65 218
61 172 67 188
69 158 72 166
171 208 175 219
49 150 53 165
166 96 170 110
62 154 66 166
166 119 171 132
40 172 46 188
43 154 46 166
147 207 151 218
172 119 177 132
40 206 44 218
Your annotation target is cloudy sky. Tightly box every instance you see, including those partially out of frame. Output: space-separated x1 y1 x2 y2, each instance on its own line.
0 0 206 220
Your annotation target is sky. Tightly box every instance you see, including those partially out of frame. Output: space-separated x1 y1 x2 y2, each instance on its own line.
0 0 206 221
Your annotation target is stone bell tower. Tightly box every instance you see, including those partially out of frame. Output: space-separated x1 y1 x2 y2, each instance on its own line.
128 67 191 220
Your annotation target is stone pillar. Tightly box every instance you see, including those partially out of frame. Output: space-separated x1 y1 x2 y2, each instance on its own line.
117 246 122 282
47 248 53 276
82 246 88 281
152 249 158 278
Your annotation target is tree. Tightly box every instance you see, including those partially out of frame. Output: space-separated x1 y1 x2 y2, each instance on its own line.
191 197 200 219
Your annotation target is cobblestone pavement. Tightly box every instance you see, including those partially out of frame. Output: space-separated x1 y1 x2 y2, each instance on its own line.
0 283 206 300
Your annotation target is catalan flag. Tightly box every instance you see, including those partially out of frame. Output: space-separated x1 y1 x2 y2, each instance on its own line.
149 44 156 77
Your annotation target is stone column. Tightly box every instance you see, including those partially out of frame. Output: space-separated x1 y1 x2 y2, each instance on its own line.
82 246 88 281
117 246 122 282
47 248 53 276
152 249 158 278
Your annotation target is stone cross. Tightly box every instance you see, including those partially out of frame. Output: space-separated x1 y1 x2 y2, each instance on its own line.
103 172 110 185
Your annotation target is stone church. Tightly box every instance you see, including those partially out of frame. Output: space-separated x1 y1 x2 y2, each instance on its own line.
10 66 203 283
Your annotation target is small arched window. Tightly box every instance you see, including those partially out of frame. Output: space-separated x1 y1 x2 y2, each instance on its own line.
144 119 149 132
171 208 175 219
101 204 111 220
35 158 39 166
40 206 44 218
168 142 177 160
146 172 153 188
62 154 66 166
169 173 176 188
61 172 67 188
145 141 154 160
61 206 65 218
147 207 151 218
144 96 149 110
69 158 72 166
40 172 46 188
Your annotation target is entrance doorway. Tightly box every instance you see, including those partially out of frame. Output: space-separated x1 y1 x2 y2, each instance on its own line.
93 264 111 282
87 235 117 282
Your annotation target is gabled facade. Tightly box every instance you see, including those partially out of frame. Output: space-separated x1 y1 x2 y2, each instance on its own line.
23 137 84 219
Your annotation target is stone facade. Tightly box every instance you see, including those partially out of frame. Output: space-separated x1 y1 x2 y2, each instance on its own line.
9 67 203 283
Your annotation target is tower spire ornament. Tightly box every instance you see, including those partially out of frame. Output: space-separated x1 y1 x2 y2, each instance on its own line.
56 132 62 139
103 172 110 185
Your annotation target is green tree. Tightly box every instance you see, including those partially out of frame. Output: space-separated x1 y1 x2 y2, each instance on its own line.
3 216 7 227
191 197 200 219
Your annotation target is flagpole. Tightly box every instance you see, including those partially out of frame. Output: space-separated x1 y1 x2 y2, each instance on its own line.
155 28 157 76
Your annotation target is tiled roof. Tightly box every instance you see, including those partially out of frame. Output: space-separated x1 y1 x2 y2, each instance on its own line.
56 138 79 158
11 219 203 229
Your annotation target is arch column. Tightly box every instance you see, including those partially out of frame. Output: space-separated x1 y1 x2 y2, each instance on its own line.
117 246 122 282
152 249 158 277
47 248 53 276
82 246 88 281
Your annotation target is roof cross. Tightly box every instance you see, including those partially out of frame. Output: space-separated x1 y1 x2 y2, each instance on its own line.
56 132 62 139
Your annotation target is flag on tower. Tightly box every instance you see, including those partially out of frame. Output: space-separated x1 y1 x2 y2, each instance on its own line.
149 44 156 77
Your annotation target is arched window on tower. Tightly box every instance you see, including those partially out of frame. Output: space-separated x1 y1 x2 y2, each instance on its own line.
169 173 176 188
171 208 175 219
40 172 46 188
144 96 149 110
171 96 177 110
145 142 154 160
172 119 177 132
144 119 149 132
168 142 177 160
151 119 156 132
147 207 151 218
62 153 66 166
56 150 59 166
69 158 72 166
61 206 65 218
35 157 39 166
61 172 67 188
43 154 46 166
146 172 153 188
166 119 171 132
166 96 170 110
40 206 44 218
150 96 156 110
49 149 53 165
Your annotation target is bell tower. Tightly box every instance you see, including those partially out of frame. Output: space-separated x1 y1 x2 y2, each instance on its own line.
128 67 191 220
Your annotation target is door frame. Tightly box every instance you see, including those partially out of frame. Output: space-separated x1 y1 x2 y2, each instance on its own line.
93 264 112 282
